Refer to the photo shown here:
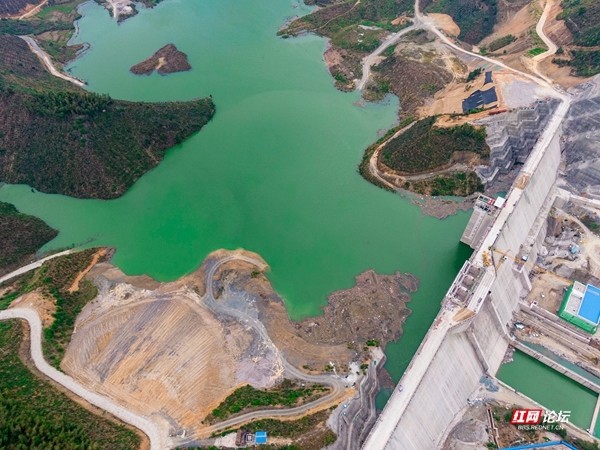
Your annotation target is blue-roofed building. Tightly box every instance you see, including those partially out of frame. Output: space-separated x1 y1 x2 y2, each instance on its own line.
501 440 578 450
462 87 498 112
484 71 493 84
559 281 600 333
255 431 268 444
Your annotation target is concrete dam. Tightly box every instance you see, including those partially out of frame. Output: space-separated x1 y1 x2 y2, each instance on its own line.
362 96 571 450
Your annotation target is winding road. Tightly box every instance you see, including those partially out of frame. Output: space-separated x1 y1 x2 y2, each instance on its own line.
196 254 351 434
19 36 85 87
1 2 570 449
357 0 562 92
0 308 165 450
0 249 74 285
356 24 416 90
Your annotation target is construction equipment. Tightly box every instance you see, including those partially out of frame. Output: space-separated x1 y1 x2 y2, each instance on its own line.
482 251 492 267
489 246 573 284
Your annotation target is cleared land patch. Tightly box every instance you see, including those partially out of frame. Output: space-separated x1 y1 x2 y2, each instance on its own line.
280 0 413 91
54 249 418 440
61 282 251 436
365 36 454 115
0 0 85 64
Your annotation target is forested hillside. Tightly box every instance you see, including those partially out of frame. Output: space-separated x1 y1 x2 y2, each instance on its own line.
425 0 498 44
0 35 215 199
0 202 57 277
380 116 490 173
0 320 141 449
559 0 600 47
553 0 600 76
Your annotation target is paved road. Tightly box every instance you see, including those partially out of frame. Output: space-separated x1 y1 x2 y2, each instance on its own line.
19 36 85 87
0 249 74 285
534 0 558 59
531 0 561 85
357 0 560 92
2 252 352 449
414 0 560 92
0 307 166 450
367 120 417 189
196 254 349 433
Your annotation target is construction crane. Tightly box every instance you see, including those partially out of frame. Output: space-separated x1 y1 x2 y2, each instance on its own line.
488 246 573 284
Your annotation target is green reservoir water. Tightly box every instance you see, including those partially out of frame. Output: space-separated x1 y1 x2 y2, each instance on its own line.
0 0 471 380
498 351 598 431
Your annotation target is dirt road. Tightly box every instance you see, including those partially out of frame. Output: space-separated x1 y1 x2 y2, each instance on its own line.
19 36 85 87
0 249 74 285
17 0 48 19
367 121 416 189
357 25 416 90
196 253 351 435
0 307 166 450
531 0 561 85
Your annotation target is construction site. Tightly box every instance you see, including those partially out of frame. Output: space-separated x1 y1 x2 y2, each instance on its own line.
35 247 418 448
363 69 600 449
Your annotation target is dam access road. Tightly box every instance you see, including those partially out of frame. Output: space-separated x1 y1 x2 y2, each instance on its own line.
19 36 85 87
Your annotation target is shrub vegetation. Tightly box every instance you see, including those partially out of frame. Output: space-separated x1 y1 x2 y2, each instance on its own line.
380 116 489 174
488 34 516 52
426 0 498 44
206 380 329 423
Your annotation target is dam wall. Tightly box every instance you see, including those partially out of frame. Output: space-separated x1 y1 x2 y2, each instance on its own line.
477 100 558 182
362 100 567 450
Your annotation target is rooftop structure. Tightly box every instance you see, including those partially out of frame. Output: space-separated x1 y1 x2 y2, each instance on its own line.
462 87 498 112
501 441 578 450
558 281 600 333
460 194 505 249
255 431 267 444
484 71 493 85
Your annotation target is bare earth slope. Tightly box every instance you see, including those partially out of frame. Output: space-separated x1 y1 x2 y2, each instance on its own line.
62 278 253 437
57 249 418 441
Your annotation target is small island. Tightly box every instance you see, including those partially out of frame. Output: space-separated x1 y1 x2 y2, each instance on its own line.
130 44 191 76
